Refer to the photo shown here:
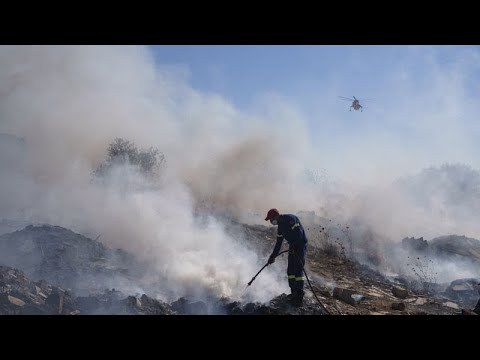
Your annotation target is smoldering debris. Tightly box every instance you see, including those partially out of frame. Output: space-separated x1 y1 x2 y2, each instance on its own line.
0 219 479 315
0 224 149 295
0 265 177 315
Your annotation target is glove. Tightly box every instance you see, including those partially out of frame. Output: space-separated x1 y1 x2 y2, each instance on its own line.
268 255 275 265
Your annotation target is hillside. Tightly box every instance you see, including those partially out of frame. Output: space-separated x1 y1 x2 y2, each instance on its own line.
1 222 478 315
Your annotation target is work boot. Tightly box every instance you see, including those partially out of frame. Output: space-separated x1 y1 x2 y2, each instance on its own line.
291 294 304 307
291 288 304 307
286 291 296 301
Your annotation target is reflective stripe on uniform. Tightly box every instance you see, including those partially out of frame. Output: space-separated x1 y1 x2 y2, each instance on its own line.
277 234 283 238
291 223 300 230
288 275 296 279
295 276 305 281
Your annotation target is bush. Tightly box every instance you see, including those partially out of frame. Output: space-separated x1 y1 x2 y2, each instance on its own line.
92 138 166 184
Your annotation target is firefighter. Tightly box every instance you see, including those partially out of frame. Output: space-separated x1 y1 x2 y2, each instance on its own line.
264 208 308 307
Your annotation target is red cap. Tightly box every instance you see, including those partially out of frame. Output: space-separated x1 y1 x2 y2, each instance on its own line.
265 208 279 221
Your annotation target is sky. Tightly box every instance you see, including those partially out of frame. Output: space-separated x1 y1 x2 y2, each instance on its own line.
151 45 480 184
151 45 480 108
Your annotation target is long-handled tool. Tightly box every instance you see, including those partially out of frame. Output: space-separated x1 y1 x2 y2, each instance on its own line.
244 249 333 315
247 250 289 286
241 250 289 295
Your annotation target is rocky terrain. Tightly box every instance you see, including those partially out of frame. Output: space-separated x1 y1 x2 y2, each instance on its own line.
0 222 479 315
0 224 148 296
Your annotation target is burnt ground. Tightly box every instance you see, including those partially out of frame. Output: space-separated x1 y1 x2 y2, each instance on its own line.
0 221 479 315
226 221 480 315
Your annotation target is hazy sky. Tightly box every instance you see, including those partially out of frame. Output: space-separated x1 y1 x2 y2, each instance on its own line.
151 45 480 184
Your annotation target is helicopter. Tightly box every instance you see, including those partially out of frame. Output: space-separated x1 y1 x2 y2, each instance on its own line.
338 96 367 112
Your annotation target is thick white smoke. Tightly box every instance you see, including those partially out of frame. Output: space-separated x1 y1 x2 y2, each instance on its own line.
0 45 315 303
1 45 480 300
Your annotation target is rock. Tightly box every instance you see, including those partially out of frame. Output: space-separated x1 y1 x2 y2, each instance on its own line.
444 278 480 306
7 295 25 307
391 302 405 311
452 284 470 291
333 287 356 306
444 301 459 309
392 286 408 299
452 281 475 291
415 297 427 305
